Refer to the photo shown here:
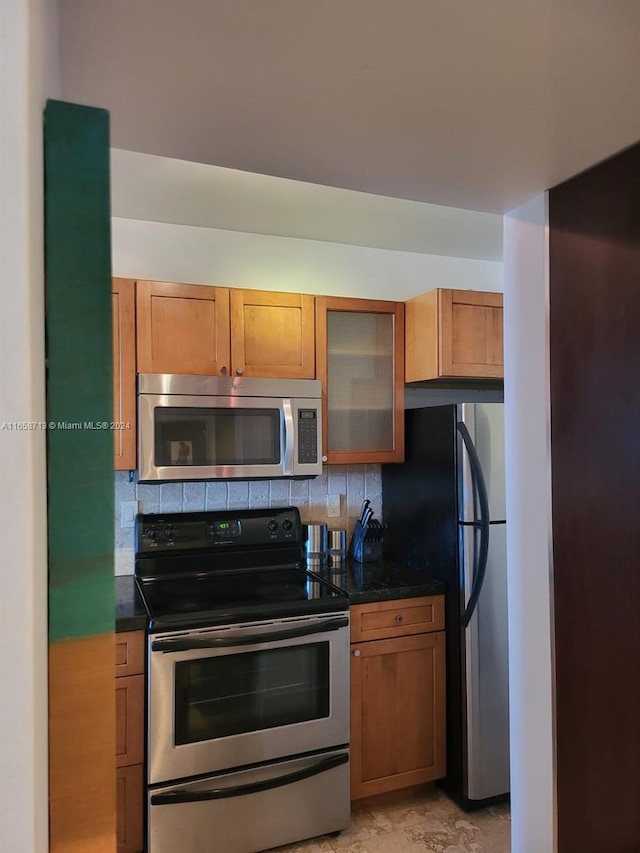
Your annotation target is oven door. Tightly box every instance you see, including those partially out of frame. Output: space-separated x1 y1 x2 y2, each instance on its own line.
148 613 350 784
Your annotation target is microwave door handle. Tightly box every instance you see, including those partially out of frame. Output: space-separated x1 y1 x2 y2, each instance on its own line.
150 752 349 806
282 399 295 475
151 616 349 652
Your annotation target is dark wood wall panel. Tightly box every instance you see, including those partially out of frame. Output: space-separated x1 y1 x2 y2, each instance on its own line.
549 142 640 853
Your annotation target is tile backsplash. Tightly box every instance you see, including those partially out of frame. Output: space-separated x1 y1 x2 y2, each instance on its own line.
114 465 382 575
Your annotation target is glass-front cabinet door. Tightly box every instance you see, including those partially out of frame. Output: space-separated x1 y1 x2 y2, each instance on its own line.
315 297 404 464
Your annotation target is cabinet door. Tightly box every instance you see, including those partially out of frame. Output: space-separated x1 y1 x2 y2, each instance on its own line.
350 631 446 800
136 280 231 375
116 674 144 767
115 631 145 677
230 290 315 378
112 278 136 469
116 764 143 853
316 297 404 464
440 289 503 379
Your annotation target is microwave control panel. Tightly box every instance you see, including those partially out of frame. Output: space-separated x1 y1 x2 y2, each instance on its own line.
298 410 318 464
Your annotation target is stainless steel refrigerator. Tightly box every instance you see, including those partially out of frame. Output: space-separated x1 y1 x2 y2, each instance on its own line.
382 403 509 809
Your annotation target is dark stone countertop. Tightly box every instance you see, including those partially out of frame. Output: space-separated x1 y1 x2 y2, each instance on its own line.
115 575 147 632
115 558 446 632
313 557 446 605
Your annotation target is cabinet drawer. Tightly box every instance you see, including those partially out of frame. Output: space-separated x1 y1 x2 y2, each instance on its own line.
350 595 444 642
116 631 145 677
116 674 144 767
117 763 144 853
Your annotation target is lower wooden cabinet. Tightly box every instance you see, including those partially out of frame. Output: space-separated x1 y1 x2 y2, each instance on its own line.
116 764 144 853
115 631 144 853
350 596 446 800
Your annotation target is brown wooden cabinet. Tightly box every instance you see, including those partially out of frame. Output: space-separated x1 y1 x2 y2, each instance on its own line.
316 297 404 464
230 289 315 378
115 631 144 853
112 278 136 469
405 288 503 381
136 280 231 376
350 595 446 800
136 281 315 379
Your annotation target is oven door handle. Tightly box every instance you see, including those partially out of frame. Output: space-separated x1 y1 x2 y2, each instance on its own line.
151 616 349 652
150 752 349 806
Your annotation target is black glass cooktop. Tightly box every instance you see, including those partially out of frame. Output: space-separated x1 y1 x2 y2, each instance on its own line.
134 508 349 631
137 568 348 632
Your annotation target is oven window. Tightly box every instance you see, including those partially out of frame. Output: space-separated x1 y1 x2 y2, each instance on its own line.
154 407 281 467
174 643 330 745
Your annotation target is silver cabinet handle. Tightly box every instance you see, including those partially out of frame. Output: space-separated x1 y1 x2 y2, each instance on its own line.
322 455 328 463
353 649 361 657
220 365 228 374
395 615 404 624
236 368 244 375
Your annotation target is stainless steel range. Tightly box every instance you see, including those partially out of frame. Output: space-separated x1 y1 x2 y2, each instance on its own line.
135 507 350 853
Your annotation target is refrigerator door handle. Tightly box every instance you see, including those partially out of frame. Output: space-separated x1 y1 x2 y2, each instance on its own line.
457 421 490 627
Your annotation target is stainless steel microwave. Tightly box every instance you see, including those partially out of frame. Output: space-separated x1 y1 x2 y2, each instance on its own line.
138 374 323 482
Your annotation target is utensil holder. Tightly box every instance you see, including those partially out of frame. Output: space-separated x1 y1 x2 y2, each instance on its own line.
348 520 385 563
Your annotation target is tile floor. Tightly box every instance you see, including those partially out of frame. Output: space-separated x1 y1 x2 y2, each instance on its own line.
273 786 510 853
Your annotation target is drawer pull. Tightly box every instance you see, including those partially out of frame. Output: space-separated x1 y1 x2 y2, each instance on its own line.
353 649 361 657
395 615 404 624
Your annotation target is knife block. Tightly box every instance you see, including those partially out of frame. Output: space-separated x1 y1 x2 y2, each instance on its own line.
348 520 384 563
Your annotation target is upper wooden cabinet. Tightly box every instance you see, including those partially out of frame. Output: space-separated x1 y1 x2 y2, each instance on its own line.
136 281 315 379
405 289 503 381
316 297 404 464
230 290 315 378
136 280 231 376
112 278 136 470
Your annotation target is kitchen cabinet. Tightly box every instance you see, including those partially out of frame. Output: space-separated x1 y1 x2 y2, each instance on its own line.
405 288 503 381
112 278 136 469
315 297 404 464
230 289 315 378
350 595 446 800
136 280 231 376
115 630 144 853
136 280 315 379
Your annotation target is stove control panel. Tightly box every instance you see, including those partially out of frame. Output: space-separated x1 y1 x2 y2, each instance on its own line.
140 523 177 548
135 507 303 554
208 519 241 538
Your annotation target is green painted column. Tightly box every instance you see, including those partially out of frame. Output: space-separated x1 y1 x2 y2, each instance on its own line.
44 99 114 640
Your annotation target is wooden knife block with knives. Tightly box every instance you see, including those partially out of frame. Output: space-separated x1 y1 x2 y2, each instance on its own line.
349 500 386 563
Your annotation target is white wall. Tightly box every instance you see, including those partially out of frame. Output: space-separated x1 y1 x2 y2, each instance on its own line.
112 218 503 298
503 194 555 853
0 2 58 851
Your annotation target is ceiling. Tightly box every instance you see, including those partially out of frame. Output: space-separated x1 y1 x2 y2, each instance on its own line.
110 150 503 260
58 0 640 214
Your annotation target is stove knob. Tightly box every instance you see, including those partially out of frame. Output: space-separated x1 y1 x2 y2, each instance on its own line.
268 520 279 533
144 527 158 546
282 519 293 531
163 526 176 544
